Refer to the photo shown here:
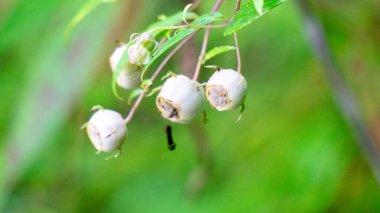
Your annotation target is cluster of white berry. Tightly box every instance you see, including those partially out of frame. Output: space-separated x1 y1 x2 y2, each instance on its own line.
156 70 247 123
84 29 247 156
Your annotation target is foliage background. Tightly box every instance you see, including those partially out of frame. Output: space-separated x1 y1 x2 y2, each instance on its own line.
0 0 380 212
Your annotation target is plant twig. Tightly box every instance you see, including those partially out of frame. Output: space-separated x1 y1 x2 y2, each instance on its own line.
212 0 223 12
234 0 242 73
297 0 380 183
192 0 224 80
192 29 211 80
124 32 197 124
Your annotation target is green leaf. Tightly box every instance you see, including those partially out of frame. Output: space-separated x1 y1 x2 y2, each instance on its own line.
64 0 116 41
145 11 198 36
224 0 287 36
253 0 264 15
112 47 129 100
203 45 236 64
182 4 193 24
128 89 143 105
142 12 224 79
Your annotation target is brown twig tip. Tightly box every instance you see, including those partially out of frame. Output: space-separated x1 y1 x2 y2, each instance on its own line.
235 0 241 14
166 125 176 151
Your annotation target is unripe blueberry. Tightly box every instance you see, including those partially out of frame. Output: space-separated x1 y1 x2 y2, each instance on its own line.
128 32 156 66
86 109 127 152
156 75 205 123
109 44 139 89
206 69 247 111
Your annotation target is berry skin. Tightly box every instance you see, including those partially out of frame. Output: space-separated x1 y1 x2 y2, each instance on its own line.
156 75 205 123
86 109 127 152
205 69 247 111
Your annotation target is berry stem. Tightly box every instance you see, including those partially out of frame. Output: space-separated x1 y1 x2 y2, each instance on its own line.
192 29 210 80
234 0 242 73
234 33 241 73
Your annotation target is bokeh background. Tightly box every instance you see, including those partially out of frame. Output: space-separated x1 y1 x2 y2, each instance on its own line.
1 0 380 212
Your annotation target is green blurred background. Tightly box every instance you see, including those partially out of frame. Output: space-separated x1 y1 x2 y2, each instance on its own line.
1 0 380 212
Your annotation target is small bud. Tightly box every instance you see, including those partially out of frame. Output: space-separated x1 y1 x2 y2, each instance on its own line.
205 69 247 111
86 109 127 152
156 75 205 123
138 32 154 42
109 44 140 89
128 32 157 66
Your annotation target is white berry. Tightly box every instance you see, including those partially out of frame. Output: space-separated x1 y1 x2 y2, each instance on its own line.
156 75 205 123
86 109 127 152
205 69 247 111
